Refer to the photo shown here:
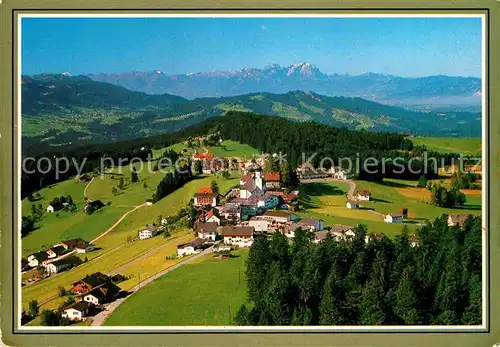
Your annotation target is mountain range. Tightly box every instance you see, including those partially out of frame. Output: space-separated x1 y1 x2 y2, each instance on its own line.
86 62 482 111
21 73 481 152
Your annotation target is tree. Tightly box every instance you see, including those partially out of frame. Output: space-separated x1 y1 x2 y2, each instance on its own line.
263 261 291 325
234 304 250 325
131 168 139 183
245 235 271 306
40 310 60 326
319 267 345 325
27 191 34 202
28 300 39 317
394 268 421 324
194 160 203 174
21 216 35 237
417 174 428 188
111 187 118 195
211 180 220 195
58 286 67 297
143 181 148 189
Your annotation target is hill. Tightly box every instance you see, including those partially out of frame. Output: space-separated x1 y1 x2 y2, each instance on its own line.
87 62 482 111
22 74 481 151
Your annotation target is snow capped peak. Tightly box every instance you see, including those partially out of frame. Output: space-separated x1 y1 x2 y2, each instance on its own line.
154 70 163 75
286 62 320 77
264 63 282 70
61 72 71 77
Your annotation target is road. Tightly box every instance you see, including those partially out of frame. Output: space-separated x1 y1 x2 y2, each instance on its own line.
90 246 214 326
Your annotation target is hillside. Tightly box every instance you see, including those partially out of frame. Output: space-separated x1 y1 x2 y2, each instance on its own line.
87 62 482 111
22 74 481 151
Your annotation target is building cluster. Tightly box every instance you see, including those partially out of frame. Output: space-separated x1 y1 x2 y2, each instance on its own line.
24 238 96 277
61 272 121 322
296 163 353 180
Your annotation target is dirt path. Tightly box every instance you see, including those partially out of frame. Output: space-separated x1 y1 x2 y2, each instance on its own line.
90 246 213 326
83 177 95 198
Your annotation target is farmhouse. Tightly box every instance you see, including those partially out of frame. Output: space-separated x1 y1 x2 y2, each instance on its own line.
247 217 270 233
46 202 64 213
298 217 324 232
262 211 293 224
27 251 49 268
221 203 241 221
82 282 121 306
384 213 404 223
75 242 96 253
356 190 371 201
221 226 255 247
264 172 281 189
194 190 218 207
61 302 92 322
331 224 356 242
346 200 360 209
447 214 470 228
196 222 218 241
139 225 158 240
59 238 87 250
46 246 66 259
44 256 81 274
177 238 206 257
202 209 221 225
71 272 111 295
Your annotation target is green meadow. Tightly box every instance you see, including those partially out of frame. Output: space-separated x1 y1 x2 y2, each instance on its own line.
105 249 249 326
207 140 261 159
411 137 481 156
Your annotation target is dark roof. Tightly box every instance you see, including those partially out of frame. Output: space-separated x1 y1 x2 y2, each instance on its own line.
178 238 206 249
86 282 121 302
331 224 355 234
61 238 86 248
30 251 49 262
388 213 404 218
194 192 218 198
64 301 91 312
196 222 218 233
222 203 240 213
87 200 104 207
142 225 158 232
76 272 110 288
263 211 289 218
48 246 66 256
220 226 254 237
75 241 91 249
50 256 81 267
48 202 64 210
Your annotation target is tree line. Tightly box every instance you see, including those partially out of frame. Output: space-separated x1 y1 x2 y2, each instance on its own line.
235 215 481 326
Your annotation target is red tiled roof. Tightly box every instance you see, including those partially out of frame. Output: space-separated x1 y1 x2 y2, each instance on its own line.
264 172 280 182
358 190 371 196
199 187 213 194
194 192 218 198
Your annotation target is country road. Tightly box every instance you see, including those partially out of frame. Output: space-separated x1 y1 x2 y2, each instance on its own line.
90 246 214 326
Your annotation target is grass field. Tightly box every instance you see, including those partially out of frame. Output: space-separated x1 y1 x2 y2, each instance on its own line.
411 137 481 156
207 140 260 159
105 249 249 326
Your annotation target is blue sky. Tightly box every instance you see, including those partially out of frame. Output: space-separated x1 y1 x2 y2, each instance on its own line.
21 16 482 77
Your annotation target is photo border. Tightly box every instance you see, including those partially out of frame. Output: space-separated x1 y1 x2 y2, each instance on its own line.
1 2 499 346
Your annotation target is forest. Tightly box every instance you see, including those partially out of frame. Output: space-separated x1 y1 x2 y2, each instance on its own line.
234 215 482 326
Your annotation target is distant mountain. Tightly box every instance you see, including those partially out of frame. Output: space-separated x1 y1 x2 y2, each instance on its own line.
21 74 481 151
86 63 482 111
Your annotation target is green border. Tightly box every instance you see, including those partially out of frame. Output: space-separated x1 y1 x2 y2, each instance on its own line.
1 1 499 346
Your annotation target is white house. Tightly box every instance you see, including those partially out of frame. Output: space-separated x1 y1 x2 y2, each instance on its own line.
177 238 206 257
61 302 91 321
139 225 158 240
384 213 404 223
204 210 221 225
196 222 218 241
221 203 241 221
298 218 324 232
264 172 281 190
82 282 120 306
43 257 80 274
221 226 254 247
356 190 371 201
331 224 356 242
46 246 66 259
193 192 218 207
262 211 291 224
346 200 360 209
76 243 96 254
256 195 280 209
248 218 270 233
27 252 49 268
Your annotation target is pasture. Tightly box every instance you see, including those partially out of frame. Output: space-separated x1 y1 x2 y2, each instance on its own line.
105 249 249 326
411 137 481 156
207 140 260 160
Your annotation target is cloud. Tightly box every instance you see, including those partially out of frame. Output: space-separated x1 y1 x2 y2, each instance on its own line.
260 25 268 31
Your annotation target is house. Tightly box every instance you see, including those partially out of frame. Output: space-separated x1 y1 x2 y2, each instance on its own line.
194 191 218 207
332 168 352 180
82 282 121 306
364 233 384 244
256 194 280 209
331 224 356 242
239 172 266 199
298 218 324 232
221 203 241 221
356 190 371 201
61 301 92 322
177 238 206 257
346 200 360 209
44 256 81 274
139 225 158 240
196 222 218 241
409 233 420 248
296 163 329 180
221 226 254 247
261 211 292 224
248 217 270 233
193 152 214 161
264 172 281 189
27 251 49 268
85 200 104 212
59 238 87 250
71 272 111 295
202 209 221 225
21 258 30 272
284 223 301 238
313 231 331 243
447 214 469 228
46 202 64 213
46 246 66 259
75 242 96 254
384 213 404 223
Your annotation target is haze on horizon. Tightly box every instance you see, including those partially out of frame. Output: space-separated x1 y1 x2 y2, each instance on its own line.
21 16 483 78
